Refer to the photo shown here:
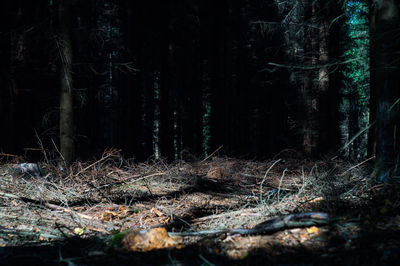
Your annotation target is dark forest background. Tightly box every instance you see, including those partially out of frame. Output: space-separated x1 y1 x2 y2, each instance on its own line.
0 0 399 182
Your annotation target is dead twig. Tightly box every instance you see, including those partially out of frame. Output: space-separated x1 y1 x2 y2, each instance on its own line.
81 172 166 193
72 149 121 177
0 153 20 158
277 168 288 202
340 156 375 176
34 129 49 163
200 145 223 163
259 159 282 204
51 138 66 166
125 172 167 183
44 202 95 220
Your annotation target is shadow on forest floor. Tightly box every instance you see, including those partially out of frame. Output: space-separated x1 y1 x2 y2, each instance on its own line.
1 152 400 265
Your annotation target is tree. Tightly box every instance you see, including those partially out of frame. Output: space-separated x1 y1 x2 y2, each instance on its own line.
58 0 74 165
278 0 342 156
320 0 342 155
341 0 370 160
370 0 400 183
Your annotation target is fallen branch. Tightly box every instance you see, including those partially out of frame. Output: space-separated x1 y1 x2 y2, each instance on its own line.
0 230 64 240
125 172 167 183
72 149 121 177
191 207 262 223
0 191 93 221
81 172 166 193
170 212 331 237
0 153 20 158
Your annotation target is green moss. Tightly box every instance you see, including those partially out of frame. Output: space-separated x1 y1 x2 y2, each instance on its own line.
111 230 130 248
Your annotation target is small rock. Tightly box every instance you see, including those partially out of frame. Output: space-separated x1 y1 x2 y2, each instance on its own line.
8 163 43 178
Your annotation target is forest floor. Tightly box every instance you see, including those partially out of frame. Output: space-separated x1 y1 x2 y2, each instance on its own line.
1 149 400 265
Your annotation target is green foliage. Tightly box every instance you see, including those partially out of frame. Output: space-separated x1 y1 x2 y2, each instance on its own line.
340 0 370 159
343 0 369 110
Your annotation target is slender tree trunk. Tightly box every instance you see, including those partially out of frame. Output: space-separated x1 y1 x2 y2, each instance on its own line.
368 0 377 157
159 2 175 159
324 1 342 155
318 11 332 152
370 0 400 182
6 4 24 153
58 0 74 165
200 0 215 157
210 0 228 154
302 0 319 155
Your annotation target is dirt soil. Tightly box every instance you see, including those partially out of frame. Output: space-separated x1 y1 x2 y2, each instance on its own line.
1 151 400 265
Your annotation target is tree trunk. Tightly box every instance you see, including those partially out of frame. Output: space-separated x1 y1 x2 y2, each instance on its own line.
302 0 319 155
4 3 24 154
368 0 377 158
318 6 335 154
301 0 341 156
58 0 74 165
324 1 342 155
210 0 228 154
370 0 400 182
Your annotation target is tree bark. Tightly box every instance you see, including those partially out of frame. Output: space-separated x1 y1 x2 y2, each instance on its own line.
368 0 378 157
318 2 341 154
301 0 341 156
302 0 319 155
370 0 400 182
58 0 74 165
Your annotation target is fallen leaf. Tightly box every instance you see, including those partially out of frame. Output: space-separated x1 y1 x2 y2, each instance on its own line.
100 206 130 221
74 227 85 235
308 197 324 203
151 207 164 217
121 227 183 252
306 226 319 234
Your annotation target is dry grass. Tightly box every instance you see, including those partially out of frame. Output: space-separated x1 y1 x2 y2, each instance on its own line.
0 149 373 250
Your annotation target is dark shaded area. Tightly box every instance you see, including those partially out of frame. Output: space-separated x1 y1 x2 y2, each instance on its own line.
0 0 344 162
1 214 400 266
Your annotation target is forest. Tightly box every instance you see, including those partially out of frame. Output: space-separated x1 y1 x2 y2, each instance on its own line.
0 0 399 265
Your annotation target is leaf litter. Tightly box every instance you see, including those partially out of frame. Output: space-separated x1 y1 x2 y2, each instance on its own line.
1 149 400 264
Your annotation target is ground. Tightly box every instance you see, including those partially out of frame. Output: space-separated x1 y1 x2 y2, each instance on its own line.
1 150 399 265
